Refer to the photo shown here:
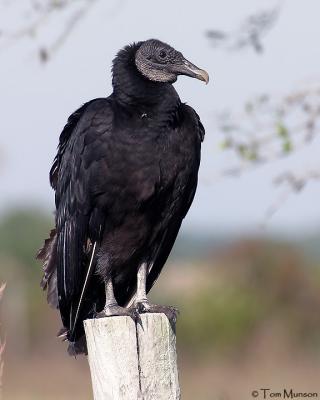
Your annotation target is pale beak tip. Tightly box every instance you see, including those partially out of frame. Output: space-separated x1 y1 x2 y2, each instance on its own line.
197 69 209 84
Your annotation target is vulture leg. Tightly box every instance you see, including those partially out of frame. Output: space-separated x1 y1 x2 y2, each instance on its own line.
134 263 178 326
96 278 139 320
136 262 148 304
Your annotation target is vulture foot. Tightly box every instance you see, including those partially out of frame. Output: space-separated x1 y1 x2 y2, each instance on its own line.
95 305 140 323
134 302 179 330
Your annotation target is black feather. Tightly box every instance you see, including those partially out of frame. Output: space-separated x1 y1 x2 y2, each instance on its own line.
39 40 205 354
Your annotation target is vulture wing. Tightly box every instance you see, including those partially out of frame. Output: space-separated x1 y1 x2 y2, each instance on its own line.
51 98 113 342
146 105 205 293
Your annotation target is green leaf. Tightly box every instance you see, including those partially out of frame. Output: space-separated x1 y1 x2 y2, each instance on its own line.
219 139 232 150
276 122 288 138
237 145 258 161
282 139 293 153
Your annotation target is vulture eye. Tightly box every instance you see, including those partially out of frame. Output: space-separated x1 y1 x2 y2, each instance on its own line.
159 50 167 59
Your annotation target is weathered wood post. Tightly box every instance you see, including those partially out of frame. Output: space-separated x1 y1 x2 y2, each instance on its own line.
84 313 180 400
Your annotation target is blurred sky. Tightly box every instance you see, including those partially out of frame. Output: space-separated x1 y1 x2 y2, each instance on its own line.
1 0 320 234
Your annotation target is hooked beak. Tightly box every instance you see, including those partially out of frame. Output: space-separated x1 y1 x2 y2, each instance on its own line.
176 58 209 84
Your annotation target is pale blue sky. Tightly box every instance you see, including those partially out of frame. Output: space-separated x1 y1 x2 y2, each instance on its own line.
1 0 320 234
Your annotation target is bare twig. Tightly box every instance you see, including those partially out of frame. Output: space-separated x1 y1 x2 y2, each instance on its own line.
274 170 320 192
214 86 320 223
39 0 99 62
206 3 282 54
0 283 6 397
0 0 100 62
0 284 5 302
260 169 320 226
217 87 320 177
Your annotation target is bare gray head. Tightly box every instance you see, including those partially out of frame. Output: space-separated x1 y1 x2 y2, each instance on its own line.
135 39 209 84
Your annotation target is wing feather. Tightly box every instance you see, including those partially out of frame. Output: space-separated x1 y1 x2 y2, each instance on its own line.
146 105 204 293
52 98 112 340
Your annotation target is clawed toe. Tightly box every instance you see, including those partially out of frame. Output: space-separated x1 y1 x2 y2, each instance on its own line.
133 302 179 331
95 305 140 324
94 302 178 331
151 305 179 325
135 301 151 313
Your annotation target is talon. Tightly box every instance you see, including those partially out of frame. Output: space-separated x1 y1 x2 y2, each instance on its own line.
94 305 141 323
132 303 179 331
129 308 140 321
135 301 150 313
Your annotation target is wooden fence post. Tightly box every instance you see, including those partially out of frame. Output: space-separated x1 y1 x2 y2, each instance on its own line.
84 313 180 400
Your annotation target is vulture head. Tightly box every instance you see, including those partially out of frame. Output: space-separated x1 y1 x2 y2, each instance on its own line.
134 39 209 84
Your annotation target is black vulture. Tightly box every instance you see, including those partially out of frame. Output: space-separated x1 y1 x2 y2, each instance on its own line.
38 39 209 355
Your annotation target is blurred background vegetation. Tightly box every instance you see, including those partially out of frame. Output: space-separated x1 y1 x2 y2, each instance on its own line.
1 1 320 399
1 208 320 399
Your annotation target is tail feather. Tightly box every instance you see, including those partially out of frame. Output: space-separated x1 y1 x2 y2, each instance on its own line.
67 336 88 356
37 228 59 309
71 241 97 338
38 229 104 356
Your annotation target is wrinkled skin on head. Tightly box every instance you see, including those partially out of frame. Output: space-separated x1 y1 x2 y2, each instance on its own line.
135 39 209 84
